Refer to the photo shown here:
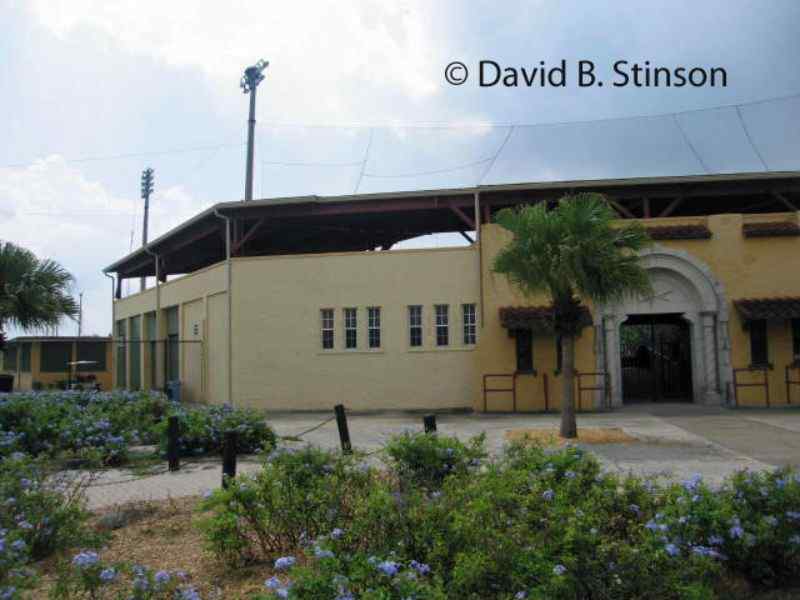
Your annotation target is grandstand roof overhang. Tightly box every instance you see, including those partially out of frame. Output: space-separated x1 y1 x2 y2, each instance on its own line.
104 171 800 279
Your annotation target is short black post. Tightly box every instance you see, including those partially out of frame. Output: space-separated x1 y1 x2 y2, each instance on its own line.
166 415 180 472
334 404 352 454
222 430 238 488
423 414 437 433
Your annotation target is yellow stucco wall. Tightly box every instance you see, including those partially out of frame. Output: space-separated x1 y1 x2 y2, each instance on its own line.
231 247 479 411
475 212 800 410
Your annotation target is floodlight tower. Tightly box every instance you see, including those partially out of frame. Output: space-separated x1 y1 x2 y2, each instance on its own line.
240 59 269 202
140 167 155 291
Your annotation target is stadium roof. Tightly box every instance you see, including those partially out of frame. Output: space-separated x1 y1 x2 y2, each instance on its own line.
104 171 800 280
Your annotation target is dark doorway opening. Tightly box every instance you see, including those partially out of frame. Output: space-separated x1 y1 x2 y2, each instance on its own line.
620 314 693 403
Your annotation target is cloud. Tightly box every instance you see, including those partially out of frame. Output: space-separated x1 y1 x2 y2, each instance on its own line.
0 156 203 337
27 0 451 123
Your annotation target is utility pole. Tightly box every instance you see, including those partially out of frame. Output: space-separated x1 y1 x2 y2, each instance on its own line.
140 168 155 291
240 59 269 202
77 292 83 337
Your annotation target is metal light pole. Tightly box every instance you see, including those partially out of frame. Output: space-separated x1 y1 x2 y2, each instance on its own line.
240 59 269 202
140 168 155 291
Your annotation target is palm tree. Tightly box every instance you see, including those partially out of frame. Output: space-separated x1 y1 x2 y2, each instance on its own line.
0 241 79 345
492 193 652 438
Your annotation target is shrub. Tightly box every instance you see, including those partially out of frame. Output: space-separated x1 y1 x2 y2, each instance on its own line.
383 431 486 489
0 452 100 598
159 403 276 457
198 446 372 566
0 390 167 464
53 555 203 599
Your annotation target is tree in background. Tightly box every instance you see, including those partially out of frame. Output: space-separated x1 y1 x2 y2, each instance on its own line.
492 193 652 437
0 241 79 346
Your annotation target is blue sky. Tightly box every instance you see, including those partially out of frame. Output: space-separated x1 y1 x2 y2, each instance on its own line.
1 0 799 336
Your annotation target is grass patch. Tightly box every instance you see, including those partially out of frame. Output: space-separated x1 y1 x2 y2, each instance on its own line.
505 426 638 445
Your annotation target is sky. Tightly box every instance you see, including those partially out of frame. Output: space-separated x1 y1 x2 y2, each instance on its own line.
1 0 799 337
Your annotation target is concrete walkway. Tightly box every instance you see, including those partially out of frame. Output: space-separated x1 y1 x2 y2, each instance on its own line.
83 404 800 509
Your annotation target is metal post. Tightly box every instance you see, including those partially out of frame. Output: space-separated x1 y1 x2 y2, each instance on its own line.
423 414 437 433
167 415 180 471
334 404 352 454
245 88 257 201
140 168 154 291
222 430 238 487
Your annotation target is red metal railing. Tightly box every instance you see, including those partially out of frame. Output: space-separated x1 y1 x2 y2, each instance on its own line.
482 373 517 412
575 370 610 411
732 365 770 407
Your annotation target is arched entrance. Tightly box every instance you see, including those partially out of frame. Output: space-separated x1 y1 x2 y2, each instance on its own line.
597 246 732 407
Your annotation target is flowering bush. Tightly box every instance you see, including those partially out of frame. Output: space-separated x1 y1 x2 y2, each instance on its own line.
158 403 276 458
198 446 372 566
0 452 100 599
0 390 167 464
200 433 800 598
383 431 486 489
53 554 202 599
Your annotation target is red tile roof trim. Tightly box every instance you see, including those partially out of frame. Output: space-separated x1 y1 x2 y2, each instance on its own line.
644 224 712 240
733 297 800 320
498 305 593 333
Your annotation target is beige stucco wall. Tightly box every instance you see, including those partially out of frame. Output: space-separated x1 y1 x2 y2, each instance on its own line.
231 247 479 411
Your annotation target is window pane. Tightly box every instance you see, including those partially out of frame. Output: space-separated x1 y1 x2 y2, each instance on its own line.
321 309 334 350
77 342 107 372
462 304 476 345
749 319 768 366
793 318 800 360
19 343 31 372
116 320 127 388
435 304 449 346
4 345 17 371
409 305 422 347
344 308 357 349
515 329 534 372
41 342 72 373
368 307 381 349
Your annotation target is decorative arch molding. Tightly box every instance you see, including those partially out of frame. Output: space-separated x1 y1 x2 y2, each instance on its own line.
595 245 732 407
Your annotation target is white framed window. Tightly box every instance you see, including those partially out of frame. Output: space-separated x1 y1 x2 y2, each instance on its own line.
321 308 334 349
408 305 423 347
435 304 449 347
462 303 476 345
344 308 358 349
368 307 381 348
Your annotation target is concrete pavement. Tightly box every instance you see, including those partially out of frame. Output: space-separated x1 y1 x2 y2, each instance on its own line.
83 404 800 509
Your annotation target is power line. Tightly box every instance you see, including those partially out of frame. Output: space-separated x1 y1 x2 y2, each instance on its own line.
477 126 515 185
736 106 770 172
352 128 374 194
673 114 710 175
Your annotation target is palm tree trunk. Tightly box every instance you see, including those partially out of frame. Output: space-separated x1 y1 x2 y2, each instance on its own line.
560 333 578 438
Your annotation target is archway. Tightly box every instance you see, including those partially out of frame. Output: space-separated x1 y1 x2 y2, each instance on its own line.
597 246 731 407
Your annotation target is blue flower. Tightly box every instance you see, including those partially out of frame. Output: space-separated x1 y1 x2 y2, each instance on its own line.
553 564 567 576
788 511 800 521
515 592 528 599
564 470 576 479
265 576 281 589
708 535 724 546
410 560 431 575
790 535 800 545
275 589 290 599
377 560 400 577
765 516 778 527
682 473 703 493
313 546 334 559
274 556 296 571
154 570 171 585
72 551 100 569
11 540 26 552
330 528 343 539
665 543 679 557
542 489 555 501
179 586 201 600
100 568 117 583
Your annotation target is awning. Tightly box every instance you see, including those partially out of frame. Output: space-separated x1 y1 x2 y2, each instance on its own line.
733 297 800 320
742 221 800 237
499 305 593 334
